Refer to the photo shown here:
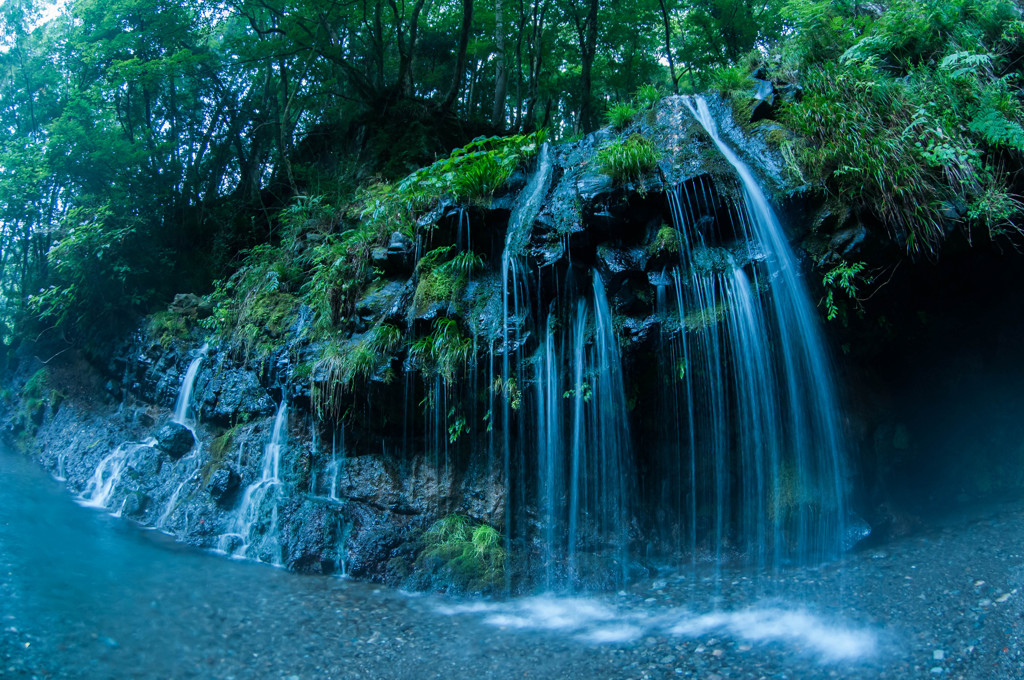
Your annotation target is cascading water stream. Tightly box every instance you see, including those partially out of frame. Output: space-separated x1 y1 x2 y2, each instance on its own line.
665 95 848 565
532 272 635 588
497 143 553 580
157 343 209 529
172 343 208 427
218 401 288 564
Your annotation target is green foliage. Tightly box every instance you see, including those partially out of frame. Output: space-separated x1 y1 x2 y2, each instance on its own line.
562 382 593 402
492 376 522 410
596 134 661 183
30 204 170 347
412 247 485 316
410 318 474 384
648 225 682 256
779 0 1024 256
16 367 63 433
709 65 755 92
21 368 48 415
148 310 191 347
635 84 662 110
202 242 301 360
821 260 868 322
607 102 639 130
419 515 506 593
397 132 546 206
304 222 387 334
311 323 401 422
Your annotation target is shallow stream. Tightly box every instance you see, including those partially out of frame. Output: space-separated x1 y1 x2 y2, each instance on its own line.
3 443 1023 679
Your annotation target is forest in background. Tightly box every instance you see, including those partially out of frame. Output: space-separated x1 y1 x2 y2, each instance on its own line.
1 0 1023 355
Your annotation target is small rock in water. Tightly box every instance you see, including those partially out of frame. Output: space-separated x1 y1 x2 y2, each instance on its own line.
933 650 945 660
996 592 1012 603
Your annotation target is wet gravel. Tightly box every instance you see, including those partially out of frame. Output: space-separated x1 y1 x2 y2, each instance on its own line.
3 446 1024 679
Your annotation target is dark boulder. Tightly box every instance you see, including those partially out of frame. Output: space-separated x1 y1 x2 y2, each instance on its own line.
168 293 213 320
207 467 242 509
154 422 195 460
198 368 275 424
750 77 777 123
121 491 149 519
596 245 650 292
371 232 416 275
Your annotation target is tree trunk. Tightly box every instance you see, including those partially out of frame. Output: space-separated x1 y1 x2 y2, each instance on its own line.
577 0 599 134
441 0 474 114
658 0 679 94
525 0 547 131
491 0 508 127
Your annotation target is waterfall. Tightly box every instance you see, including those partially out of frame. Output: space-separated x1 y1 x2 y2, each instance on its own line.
327 426 345 501
662 95 847 565
218 401 288 564
172 343 208 427
154 343 209 529
79 439 156 510
531 272 635 588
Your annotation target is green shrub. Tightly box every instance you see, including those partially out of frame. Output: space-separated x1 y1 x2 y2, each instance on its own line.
778 0 1024 256
410 318 473 383
148 310 190 346
418 515 505 593
596 134 661 183
709 65 755 92
310 326 400 422
635 84 661 110
397 131 546 206
412 246 485 315
606 102 638 130
821 259 868 323
30 204 170 348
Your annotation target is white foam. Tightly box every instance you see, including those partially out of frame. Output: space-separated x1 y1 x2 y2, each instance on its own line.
666 607 877 662
438 596 878 663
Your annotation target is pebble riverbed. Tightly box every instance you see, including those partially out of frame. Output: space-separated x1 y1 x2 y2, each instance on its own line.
3 445 1023 680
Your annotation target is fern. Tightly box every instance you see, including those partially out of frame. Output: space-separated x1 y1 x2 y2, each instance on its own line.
938 51 994 78
970 106 1024 152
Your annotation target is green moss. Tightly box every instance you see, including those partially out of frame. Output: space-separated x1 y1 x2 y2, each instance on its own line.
22 368 48 413
683 299 729 332
148 310 190 346
690 247 734 275
416 514 505 594
413 268 462 315
236 290 300 359
648 225 681 256
411 248 485 316
202 426 239 485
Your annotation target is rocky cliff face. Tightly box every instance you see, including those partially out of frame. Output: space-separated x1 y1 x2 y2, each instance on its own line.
3 95 880 593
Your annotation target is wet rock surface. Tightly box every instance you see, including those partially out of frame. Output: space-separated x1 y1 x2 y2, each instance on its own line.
154 422 194 459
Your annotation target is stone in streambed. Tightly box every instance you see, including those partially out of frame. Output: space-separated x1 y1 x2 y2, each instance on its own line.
155 422 195 460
